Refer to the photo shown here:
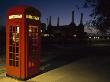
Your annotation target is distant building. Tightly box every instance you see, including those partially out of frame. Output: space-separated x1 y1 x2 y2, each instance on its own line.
47 11 85 40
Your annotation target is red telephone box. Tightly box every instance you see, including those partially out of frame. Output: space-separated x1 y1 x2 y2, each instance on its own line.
6 5 41 80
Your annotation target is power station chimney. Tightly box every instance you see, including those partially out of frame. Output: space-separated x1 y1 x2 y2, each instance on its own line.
72 11 74 23
57 16 59 26
46 18 48 30
49 16 52 26
80 13 83 25
47 18 48 26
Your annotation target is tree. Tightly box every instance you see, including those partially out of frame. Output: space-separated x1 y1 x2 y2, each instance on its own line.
84 0 110 35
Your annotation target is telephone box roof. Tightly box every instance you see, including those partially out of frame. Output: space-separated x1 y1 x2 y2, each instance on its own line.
7 5 41 16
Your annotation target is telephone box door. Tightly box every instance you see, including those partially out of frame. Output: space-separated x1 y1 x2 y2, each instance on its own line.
7 23 21 77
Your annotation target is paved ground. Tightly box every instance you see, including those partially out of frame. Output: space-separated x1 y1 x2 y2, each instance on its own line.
0 43 110 82
0 55 110 82
29 56 110 82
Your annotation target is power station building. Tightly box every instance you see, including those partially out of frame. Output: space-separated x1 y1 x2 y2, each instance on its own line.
47 11 85 40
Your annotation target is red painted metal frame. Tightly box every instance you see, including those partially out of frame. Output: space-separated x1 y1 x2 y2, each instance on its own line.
6 5 41 80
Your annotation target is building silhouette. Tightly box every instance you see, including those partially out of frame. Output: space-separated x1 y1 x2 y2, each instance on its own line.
46 11 85 40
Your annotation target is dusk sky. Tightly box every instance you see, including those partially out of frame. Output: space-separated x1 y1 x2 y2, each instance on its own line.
0 0 92 26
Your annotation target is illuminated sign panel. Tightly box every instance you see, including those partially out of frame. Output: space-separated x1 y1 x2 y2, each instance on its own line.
9 14 40 21
26 15 40 20
9 15 22 19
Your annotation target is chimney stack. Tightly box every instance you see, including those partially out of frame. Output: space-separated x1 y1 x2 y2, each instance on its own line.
57 16 59 26
72 11 74 23
80 13 83 24
46 18 48 30
49 16 52 26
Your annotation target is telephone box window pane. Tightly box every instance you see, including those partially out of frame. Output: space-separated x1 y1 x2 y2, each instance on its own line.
13 27 15 32
15 33 19 42
13 60 15 66
35 33 38 39
15 26 19 42
33 33 36 38
13 43 15 46
12 33 16 42
9 26 12 32
29 27 32 33
16 53 18 57
32 40 36 43
9 53 13 59
16 47 19 53
16 42 19 46
33 28 35 32
15 61 19 67
32 46 36 49
9 46 13 52
33 39 37 44
13 53 15 60
16 33 19 38
9 39 13 45
35 28 38 32
16 26 19 33
16 57 19 60
9 32 12 38
13 46 15 53
31 33 34 38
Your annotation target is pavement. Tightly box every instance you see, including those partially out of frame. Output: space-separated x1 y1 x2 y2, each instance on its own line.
1 43 110 82
0 55 110 82
29 55 110 82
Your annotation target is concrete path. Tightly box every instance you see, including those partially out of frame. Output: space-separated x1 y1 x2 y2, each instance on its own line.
28 56 110 82
0 55 110 82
